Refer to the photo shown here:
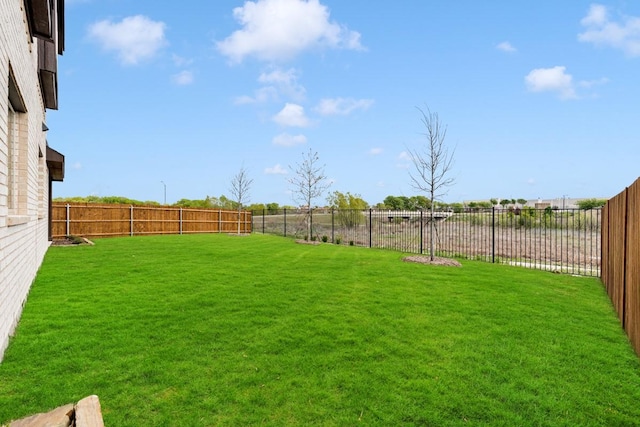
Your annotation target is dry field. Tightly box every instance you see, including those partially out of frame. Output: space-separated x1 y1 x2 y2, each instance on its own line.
253 209 601 276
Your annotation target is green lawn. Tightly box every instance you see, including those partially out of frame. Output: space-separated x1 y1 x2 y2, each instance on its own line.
1 234 639 426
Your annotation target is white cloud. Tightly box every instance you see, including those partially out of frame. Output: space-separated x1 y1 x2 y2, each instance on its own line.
265 164 288 175
496 41 517 53
578 3 640 57
525 66 576 100
259 68 306 100
216 0 363 63
88 15 167 65
172 70 194 85
73 162 82 170
273 103 311 127
581 4 608 26
235 68 305 105
315 97 374 116
369 148 383 155
234 87 279 105
273 133 307 147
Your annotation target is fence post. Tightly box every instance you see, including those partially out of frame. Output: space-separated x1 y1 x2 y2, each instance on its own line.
310 208 314 238
420 210 423 254
284 208 287 237
66 203 70 236
331 209 335 243
492 207 496 263
179 208 183 235
130 205 134 236
369 209 373 248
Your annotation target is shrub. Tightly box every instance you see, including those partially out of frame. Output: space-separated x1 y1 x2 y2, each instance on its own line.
335 237 342 245
349 240 354 246
321 235 328 243
577 198 607 210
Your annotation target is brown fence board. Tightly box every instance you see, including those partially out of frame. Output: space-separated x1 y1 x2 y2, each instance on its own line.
625 179 640 354
52 203 252 238
602 177 640 357
609 190 627 323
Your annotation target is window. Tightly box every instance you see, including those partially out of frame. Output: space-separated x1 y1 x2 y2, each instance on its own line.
7 67 28 222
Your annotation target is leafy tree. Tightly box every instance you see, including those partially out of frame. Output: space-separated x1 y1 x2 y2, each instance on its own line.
229 166 253 234
206 195 235 209
246 203 263 211
408 195 430 210
54 195 158 206
449 202 464 213
382 196 404 210
289 148 331 240
407 106 455 260
327 191 368 228
577 198 607 210
499 199 510 208
489 198 498 206
173 198 213 208
266 202 280 214
517 198 528 206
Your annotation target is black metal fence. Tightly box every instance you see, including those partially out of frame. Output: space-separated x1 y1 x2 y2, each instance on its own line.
252 207 601 276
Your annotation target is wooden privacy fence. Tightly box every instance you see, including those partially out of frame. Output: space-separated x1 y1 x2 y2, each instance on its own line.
601 177 640 357
51 203 252 239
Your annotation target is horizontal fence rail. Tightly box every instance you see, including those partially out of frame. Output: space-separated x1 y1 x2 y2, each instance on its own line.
52 203 252 239
252 207 601 277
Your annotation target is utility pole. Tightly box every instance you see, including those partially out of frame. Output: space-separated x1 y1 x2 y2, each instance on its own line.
161 181 167 205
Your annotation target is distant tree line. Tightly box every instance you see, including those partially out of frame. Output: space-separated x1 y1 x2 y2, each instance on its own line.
54 194 608 212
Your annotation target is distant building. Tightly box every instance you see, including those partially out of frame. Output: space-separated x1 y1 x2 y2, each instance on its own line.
1 0 65 360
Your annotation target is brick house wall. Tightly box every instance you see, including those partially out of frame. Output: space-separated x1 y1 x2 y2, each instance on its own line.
0 0 64 361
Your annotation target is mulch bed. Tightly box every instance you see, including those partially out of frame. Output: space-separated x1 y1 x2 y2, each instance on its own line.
51 236 94 246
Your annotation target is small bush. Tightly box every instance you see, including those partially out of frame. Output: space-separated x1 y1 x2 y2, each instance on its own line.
311 236 317 242
335 237 342 245
321 235 328 243
349 240 354 246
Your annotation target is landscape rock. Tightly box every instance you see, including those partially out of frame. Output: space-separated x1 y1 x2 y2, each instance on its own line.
4 396 104 427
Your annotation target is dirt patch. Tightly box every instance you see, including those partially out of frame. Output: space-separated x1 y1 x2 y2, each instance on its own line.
403 255 462 267
51 236 94 246
295 239 321 245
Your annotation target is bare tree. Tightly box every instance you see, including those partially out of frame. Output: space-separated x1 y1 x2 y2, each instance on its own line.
407 106 455 260
289 148 331 240
229 165 253 234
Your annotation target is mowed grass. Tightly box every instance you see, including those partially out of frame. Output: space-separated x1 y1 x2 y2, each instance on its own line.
1 234 640 426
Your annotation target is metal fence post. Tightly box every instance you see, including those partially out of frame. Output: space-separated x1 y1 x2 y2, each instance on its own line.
331 209 335 243
284 208 287 237
420 209 423 254
492 207 496 263
369 209 373 248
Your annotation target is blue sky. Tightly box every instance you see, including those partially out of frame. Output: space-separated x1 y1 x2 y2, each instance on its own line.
48 0 640 206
